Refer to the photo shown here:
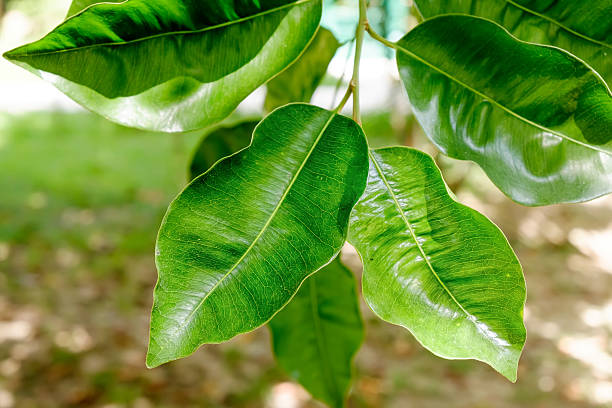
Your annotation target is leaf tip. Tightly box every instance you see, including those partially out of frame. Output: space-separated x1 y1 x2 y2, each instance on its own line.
145 334 168 369
2 45 28 61
504 365 519 383
145 348 165 369
493 351 521 383
2 49 15 61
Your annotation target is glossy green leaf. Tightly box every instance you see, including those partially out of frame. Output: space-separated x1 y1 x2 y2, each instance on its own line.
265 27 340 112
147 103 369 368
414 0 612 87
396 15 612 206
189 119 258 181
349 147 526 381
65 0 119 18
269 256 363 408
4 0 322 132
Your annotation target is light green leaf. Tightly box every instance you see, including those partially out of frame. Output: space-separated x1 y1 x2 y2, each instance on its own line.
269 256 363 408
414 0 612 87
4 0 322 132
147 103 369 368
349 147 526 382
189 119 258 181
65 0 121 18
396 15 612 206
265 27 340 112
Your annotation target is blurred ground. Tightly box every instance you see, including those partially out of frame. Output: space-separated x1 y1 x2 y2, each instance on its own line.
1 0 612 407
0 110 612 408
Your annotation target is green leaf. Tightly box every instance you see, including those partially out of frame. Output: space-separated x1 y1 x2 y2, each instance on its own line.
396 15 612 206
65 0 119 18
349 147 526 382
147 103 369 368
4 0 322 132
265 27 340 112
269 256 363 408
414 0 612 87
189 119 258 181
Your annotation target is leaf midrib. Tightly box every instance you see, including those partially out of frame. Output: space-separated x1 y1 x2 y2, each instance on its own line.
395 34 611 156
504 0 611 49
368 151 473 321
308 277 341 404
181 110 338 329
6 0 314 58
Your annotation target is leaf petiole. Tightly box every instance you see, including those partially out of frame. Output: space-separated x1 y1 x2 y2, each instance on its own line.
351 0 368 124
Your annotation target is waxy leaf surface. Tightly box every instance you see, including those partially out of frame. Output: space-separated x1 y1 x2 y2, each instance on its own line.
349 147 526 381
65 0 120 18
265 27 340 112
269 257 363 408
189 119 258 181
396 15 612 206
4 0 321 131
414 0 612 86
148 103 369 367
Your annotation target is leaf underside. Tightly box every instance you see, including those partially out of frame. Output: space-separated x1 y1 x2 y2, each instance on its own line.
5 0 322 131
265 26 340 112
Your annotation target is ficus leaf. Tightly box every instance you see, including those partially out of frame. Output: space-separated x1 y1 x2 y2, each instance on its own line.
4 0 322 132
265 27 340 112
188 119 258 181
269 256 363 408
396 15 612 206
413 0 612 87
349 147 526 382
147 103 369 368
188 118 364 405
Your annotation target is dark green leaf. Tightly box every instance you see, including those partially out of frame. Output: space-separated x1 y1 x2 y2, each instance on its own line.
265 27 340 112
4 0 322 132
396 15 612 206
349 147 526 382
269 256 363 408
414 0 612 86
189 119 258 181
147 103 369 368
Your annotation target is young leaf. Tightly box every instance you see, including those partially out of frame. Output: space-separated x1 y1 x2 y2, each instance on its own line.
413 0 612 87
4 0 322 132
396 15 612 206
189 119 258 181
349 147 526 382
148 103 369 368
269 256 363 408
265 27 340 112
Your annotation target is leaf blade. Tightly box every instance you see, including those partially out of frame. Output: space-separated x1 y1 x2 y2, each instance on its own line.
396 15 612 206
65 0 121 18
188 119 259 181
349 147 526 381
148 103 369 367
269 256 363 408
265 27 340 112
414 0 612 86
4 0 322 131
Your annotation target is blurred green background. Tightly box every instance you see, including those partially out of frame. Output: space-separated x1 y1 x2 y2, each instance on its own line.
1 1 612 407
